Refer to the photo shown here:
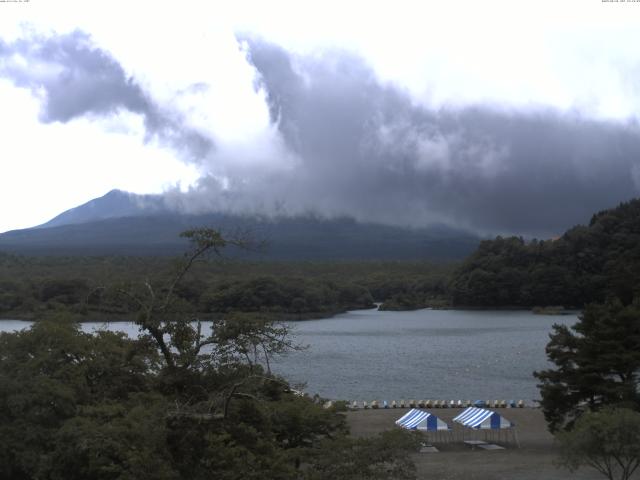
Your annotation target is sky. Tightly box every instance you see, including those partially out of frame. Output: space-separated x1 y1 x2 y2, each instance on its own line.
1 0 640 236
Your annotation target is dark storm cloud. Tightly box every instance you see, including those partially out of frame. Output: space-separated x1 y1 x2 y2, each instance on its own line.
234 37 640 236
0 31 213 161
2 30 638 236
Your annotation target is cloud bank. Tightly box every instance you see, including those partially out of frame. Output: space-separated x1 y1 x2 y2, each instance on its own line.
171 37 640 236
0 30 213 162
2 30 639 237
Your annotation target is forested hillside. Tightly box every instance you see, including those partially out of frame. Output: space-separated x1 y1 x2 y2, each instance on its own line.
2 198 638 318
0 209 479 260
0 256 454 320
450 199 640 307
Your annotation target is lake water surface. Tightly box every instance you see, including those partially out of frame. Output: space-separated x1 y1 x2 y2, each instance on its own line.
0 308 577 402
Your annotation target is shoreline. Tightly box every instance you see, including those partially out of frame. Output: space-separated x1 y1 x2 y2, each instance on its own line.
0 308 354 323
0 305 581 323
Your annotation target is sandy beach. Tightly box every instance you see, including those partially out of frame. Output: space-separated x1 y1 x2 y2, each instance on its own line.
345 407 619 480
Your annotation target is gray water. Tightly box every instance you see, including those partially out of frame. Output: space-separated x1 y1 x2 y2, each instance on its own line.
0 308 577 402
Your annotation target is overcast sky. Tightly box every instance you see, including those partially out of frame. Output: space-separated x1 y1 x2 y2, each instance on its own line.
1 0 640 236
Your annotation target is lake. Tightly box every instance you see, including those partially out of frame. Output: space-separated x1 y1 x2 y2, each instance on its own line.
0 308 577 403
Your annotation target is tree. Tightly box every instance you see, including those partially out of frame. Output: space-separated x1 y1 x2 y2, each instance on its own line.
0 229 423 479
557 407 640 480
534 299 640 432
115 227 258 372
0 317 162 480
212 312 298 376
303 429 422 480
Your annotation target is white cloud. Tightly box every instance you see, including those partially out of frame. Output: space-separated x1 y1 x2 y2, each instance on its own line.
1 0 640 233
0 79 199 232
4 0 640 119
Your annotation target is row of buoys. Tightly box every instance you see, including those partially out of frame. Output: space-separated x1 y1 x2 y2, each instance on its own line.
350 399 526 409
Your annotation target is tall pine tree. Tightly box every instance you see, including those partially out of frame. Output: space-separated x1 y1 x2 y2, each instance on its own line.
535 299 640 432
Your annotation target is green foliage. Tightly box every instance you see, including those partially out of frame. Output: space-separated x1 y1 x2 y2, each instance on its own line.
201 276 374 315
180 227 229 252
0 318 417 479
535 299 640 432
450 198 640 308
39 278 90 304
450 236 578 307
268 395 348 449
0 255 454 320
303 429 422 480
49 398 179 480
557 407 640 480
0 318 159 480
0 229 421 479
0 318 380 477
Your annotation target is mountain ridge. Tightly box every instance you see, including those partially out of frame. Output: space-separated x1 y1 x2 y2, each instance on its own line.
37 189 167 229
0 190 482 260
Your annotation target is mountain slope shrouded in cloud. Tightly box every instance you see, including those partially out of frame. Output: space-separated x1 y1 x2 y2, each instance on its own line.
0 190 480 259
37 189 166 229
162 37 640 237
1 29 639 237
225 37 640 236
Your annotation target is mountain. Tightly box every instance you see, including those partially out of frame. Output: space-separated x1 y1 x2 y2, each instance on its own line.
0 190 481 260
36 189 166 228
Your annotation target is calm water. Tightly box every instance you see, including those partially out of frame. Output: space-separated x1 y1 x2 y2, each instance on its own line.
0 309 577 402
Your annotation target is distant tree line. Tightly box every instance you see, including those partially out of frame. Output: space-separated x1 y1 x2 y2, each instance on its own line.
0 255 454 320
1 198 639 319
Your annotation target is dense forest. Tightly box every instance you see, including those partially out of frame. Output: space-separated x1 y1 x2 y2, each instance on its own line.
1 198 639 321
0 230 422 479
450 198 640 308
1 200 639 478
0 255 453 321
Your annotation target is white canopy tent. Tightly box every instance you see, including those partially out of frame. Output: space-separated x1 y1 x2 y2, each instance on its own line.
453 407 519 447
453 407 513 429
395 408 451 443
395 408 450 431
